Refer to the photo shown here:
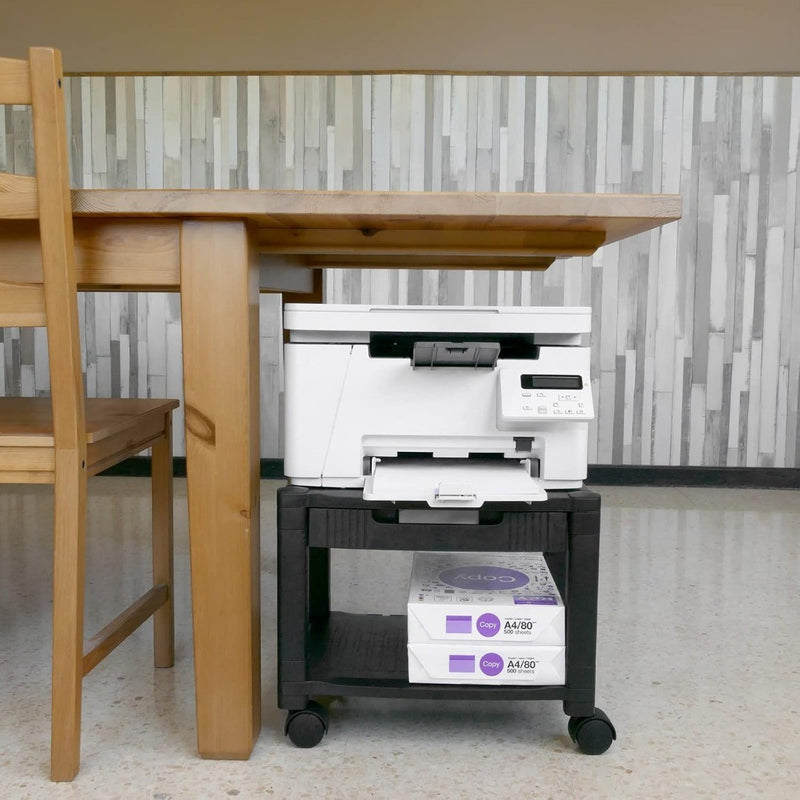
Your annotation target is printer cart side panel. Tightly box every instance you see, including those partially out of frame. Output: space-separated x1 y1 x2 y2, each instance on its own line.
276 488 313 710
562 508 601 717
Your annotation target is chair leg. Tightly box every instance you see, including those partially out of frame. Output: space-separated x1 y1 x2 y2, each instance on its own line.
151 413 174 668
50 458 88 782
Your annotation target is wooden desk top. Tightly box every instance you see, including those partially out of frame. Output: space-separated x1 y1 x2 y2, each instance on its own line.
71 189 682 270
0 190 682 288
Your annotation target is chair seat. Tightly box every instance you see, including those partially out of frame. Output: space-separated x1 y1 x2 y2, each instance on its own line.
0 397 179 478
0 397 179 444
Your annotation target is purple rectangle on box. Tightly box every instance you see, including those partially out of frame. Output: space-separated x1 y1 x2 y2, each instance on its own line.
445 615 472 634
514 595 558 605
448 655 476 673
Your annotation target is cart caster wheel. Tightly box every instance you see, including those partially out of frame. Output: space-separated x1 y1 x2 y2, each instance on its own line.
568 708 616 755
285 701 329 748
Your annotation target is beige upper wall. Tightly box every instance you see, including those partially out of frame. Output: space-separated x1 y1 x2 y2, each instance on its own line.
3 0 800 74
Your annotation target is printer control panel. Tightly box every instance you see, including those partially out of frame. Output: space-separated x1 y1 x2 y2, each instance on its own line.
497 368 594 423
522 389 588 417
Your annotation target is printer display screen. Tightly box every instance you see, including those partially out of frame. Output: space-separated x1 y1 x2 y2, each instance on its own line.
521 374 583 390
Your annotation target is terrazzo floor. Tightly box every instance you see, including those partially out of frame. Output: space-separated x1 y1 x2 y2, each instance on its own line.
1 479 798 799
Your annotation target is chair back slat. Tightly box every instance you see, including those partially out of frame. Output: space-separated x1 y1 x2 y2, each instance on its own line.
0 281 47 326
0 173 39 218
0 56 32 104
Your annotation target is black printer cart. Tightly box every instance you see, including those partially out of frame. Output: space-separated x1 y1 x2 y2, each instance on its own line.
276 485 616 754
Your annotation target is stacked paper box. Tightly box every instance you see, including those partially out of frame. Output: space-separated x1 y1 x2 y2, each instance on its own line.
407 552 566 685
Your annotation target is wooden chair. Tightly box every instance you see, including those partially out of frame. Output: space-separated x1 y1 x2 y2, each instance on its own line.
0 47 178 781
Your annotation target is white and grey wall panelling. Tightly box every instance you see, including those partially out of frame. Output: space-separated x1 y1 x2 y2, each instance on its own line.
2 75 799 466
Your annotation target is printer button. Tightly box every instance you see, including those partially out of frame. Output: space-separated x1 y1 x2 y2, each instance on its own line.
537 405 548 414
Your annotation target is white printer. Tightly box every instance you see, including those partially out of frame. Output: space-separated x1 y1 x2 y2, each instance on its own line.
283 304 594 507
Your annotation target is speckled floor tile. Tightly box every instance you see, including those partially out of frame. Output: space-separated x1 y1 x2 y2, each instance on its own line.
1 480 798 799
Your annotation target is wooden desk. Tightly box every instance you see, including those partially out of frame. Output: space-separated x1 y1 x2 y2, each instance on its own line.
0 189 680 759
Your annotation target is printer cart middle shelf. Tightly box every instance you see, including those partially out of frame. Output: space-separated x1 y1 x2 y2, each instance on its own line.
277 485 615 754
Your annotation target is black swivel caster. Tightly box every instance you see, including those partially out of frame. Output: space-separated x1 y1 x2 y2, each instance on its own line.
568 707 616 755
285 700 329 748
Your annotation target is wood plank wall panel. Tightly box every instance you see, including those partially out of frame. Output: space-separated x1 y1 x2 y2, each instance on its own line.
2 75 799 467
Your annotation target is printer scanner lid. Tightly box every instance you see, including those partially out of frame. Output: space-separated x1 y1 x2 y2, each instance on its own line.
284 304 590 337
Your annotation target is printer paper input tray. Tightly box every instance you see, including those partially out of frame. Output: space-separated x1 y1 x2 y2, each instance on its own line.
362 458 547 507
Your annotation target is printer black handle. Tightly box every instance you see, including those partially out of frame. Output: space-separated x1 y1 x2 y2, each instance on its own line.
411 340 500 368
368 332 539 363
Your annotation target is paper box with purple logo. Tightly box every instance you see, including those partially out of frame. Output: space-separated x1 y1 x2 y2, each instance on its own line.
407 642 566 685
407 552 565 646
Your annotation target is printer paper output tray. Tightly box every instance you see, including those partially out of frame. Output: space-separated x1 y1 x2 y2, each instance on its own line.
362 458 547 507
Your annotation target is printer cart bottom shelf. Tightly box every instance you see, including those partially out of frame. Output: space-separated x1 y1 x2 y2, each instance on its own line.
277 486 616 754
306 611 568 699
282 611 615 754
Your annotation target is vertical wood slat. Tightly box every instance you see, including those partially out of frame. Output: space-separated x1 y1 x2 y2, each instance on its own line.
29 48 86 453
22 46 90 783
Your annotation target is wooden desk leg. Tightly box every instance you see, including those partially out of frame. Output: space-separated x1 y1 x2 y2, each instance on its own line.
180 220 261 759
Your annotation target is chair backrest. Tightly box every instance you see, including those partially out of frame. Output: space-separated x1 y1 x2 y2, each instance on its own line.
0 48 86 454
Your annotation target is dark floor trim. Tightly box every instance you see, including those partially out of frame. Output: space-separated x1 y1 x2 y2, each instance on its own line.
586 465 800 489
98 457 181 477
261 459 286 478
100 458 800 489
99 457 285 480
